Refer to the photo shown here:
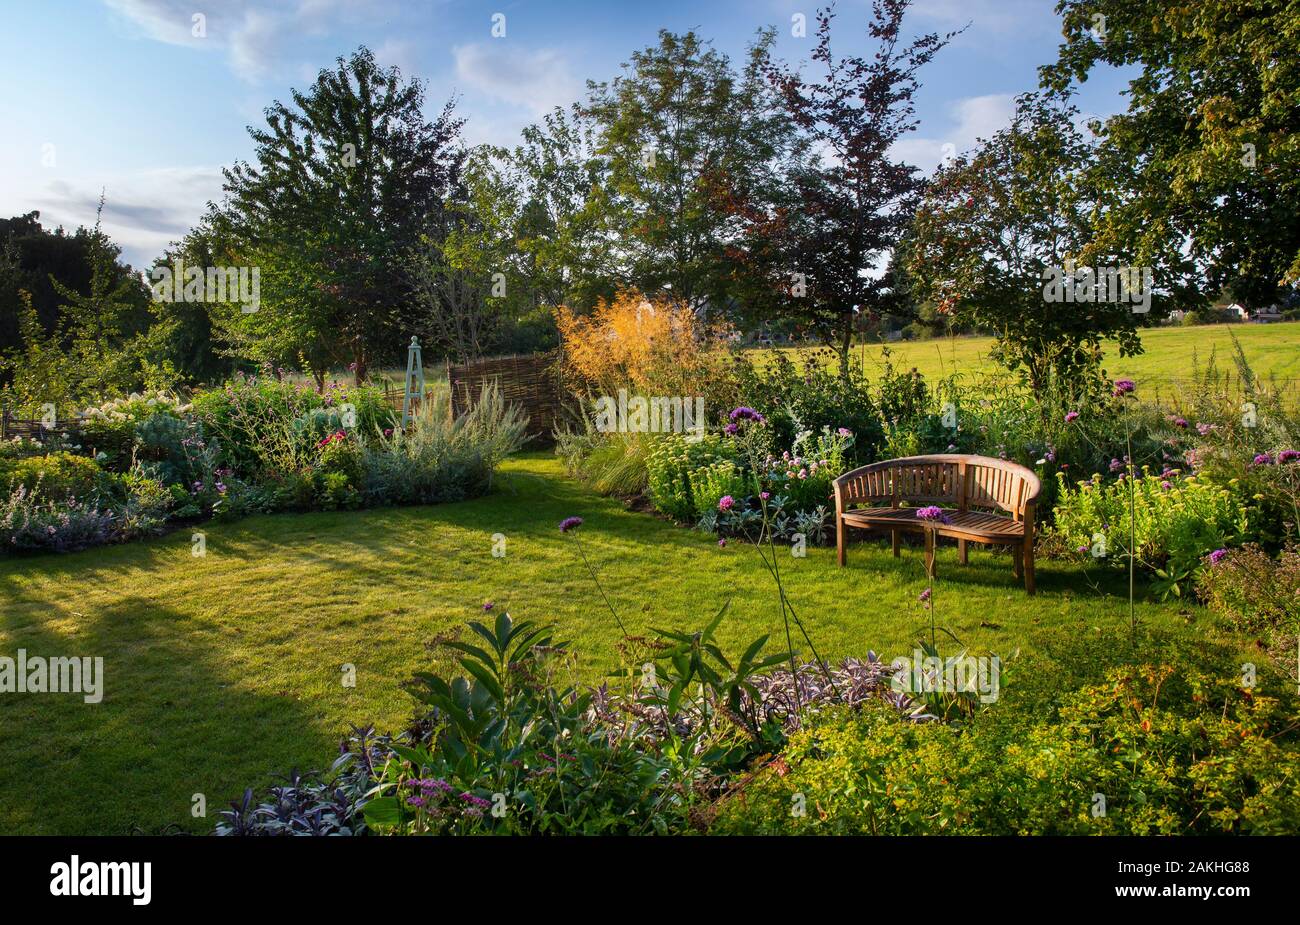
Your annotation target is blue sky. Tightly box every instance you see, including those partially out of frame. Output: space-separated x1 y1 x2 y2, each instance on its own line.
0 0 1134 269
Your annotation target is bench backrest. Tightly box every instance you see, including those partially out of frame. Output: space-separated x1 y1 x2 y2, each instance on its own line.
833 454 1041 520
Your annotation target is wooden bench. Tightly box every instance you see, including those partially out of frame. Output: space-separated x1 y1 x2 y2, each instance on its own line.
833 454 1041 594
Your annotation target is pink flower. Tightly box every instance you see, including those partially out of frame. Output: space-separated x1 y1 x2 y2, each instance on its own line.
718 495 735 512
1064 411 1080 423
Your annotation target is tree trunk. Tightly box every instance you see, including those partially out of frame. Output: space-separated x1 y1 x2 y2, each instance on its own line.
837 311 853 381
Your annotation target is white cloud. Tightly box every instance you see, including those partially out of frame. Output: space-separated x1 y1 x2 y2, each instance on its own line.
909 0 1050 38
101 0 397 83
890 92 1016 174
102 0 207 45
372 38 419 77
30 167 225 268
228 10 281 82
453 43 583 116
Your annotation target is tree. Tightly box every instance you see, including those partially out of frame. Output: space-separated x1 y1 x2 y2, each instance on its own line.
907 93 1143 392
585 30 798 317
727 1 956 378
2 201 153 410
408 149 515 362
218 46 465 383
1041 0 1300 309
505 105 618 314
145 214 243 386
0 210 151 365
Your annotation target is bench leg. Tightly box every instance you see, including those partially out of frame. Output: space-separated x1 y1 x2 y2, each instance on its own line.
891 530 900 558
1013 544 1023 580
1023 539 1036 595
837 519 847 567
958 539 968 565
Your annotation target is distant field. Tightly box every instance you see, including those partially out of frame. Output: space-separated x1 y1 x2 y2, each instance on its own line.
306 322 1300 405
772 322 1300 400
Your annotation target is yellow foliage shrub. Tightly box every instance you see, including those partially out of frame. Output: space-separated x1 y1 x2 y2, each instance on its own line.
555 291 732 398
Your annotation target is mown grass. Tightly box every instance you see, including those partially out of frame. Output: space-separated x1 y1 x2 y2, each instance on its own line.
773 322 1300 399
0 453 1252 835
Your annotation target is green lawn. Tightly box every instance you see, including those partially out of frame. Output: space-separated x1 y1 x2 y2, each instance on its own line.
0 453 1250 835
778 322 1300 399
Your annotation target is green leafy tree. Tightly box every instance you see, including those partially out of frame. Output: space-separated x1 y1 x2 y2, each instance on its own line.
1041 0 1300 309
505 105 618 314
585 29 797 316
907 93 1143 393
2 202 151 411
218 46 465 383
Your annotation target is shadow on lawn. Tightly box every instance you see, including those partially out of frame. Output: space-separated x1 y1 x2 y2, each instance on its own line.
0 577 334 836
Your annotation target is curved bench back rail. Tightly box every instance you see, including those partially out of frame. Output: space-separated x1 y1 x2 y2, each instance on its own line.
834 454 1041 519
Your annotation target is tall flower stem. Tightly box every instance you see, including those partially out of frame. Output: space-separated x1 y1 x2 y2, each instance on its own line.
568 531 628 637
755 494 838 702
1125 415 1136 637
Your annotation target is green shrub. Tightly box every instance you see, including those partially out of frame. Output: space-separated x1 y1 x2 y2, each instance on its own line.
755 428 852 512
362 382 526 506
645 433 736 522
687 459 749 518
1197 542 1300 636
315 432 364 488
0 452 104 502
1048 468 1251 570
191 373 394 477
77 391 190 470
732 350 884 464
711 664 1300 835
556 428 656 497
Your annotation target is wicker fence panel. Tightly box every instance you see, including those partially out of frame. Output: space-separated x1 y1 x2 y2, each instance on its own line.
446 352 566 445
0 406 80 444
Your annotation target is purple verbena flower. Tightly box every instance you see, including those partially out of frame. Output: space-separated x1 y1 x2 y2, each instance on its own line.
915 505 949 524
1064 411 1080 423
728 406 766 424
1208 548 1228 565
718 495 734 512
559 516 583 533
1113 379 1136 397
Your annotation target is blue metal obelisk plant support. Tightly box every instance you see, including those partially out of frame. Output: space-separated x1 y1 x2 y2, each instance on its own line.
401 336 426 427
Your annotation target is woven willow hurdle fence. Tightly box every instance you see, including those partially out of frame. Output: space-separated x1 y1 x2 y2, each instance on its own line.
445 351 566 445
